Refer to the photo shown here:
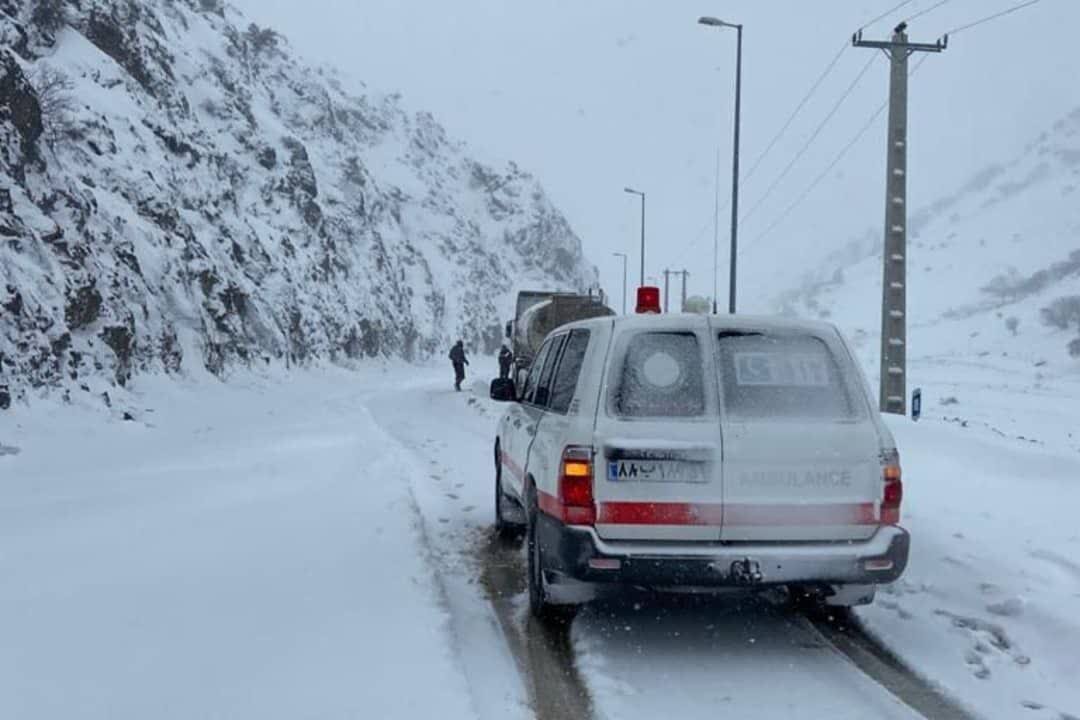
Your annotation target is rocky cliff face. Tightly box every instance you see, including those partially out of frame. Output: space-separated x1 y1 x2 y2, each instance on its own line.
0 0 596 401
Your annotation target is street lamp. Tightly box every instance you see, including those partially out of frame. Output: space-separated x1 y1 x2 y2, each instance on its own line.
612 252 628 314
699 16 743 315
624 187 646 287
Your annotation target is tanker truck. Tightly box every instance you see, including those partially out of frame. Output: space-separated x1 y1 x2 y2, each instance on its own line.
505 290 615 379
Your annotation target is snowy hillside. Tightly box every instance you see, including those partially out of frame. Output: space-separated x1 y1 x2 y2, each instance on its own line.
0 0 595 402
777 105 1080 373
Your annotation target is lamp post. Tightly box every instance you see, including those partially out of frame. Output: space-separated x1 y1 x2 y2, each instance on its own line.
612 252 628 314
698 16 743 314
624 187 646 286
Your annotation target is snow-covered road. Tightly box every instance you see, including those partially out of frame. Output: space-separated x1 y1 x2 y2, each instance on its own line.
0 370 503 720
3 362 1078 719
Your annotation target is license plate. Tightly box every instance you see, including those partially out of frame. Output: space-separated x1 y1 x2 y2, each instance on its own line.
607 460 707 484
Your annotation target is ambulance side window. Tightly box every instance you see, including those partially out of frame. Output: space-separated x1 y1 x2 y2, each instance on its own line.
521 340 554 405
533 334 567 408
549 330 591 415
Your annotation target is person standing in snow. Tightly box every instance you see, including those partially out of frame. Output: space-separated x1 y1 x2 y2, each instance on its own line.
498 344 514 380
450 340 469 391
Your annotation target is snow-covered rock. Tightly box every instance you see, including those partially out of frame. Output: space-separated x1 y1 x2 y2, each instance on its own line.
0 0 596 400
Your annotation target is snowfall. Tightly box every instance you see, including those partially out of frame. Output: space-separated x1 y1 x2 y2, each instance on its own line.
2 347 1078 720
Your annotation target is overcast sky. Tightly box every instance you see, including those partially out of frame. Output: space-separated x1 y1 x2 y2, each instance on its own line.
230 0 1078 311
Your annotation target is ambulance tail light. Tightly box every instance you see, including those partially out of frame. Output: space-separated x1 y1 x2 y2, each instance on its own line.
881 449 903 525
558 445 596 525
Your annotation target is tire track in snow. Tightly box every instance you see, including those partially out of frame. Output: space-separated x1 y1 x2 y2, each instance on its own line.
807 609 979 720
367 382 540 720
367 377 593 720
476 533 593 720
360 393 532 720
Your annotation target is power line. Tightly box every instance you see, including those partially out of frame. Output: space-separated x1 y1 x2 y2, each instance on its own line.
747 54 932 253
713 0 1042 278
740 54 879 226
707 0 921 216
743 0 922 189
747 104 885 252
742 42 848 185
743 1 1042 254
946 0 1042 35
904 0 954 24
667 0 929 287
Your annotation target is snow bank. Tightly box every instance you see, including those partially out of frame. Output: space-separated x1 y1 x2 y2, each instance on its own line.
857 412 1080 720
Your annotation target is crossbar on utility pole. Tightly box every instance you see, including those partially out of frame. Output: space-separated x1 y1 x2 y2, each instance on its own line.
853 23 946 416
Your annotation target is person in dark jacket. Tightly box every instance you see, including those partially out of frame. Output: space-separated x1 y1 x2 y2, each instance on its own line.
498 344 514 380
449 340 469 391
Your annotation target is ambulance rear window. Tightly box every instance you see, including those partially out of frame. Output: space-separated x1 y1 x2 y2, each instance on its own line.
716 332 859 420
611 332 705 418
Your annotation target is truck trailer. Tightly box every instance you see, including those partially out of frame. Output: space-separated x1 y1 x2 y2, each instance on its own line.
506 290 614 375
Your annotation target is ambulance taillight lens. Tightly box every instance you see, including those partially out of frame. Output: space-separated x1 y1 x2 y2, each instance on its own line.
559 446 596 525
882 455 903 525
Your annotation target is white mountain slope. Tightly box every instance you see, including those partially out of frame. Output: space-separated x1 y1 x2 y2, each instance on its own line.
0 0 595 403
776 105 1080 371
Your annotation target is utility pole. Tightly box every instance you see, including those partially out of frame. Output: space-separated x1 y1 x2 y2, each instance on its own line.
853 23 946 416
612 252 628 314
624 188 646 286
677 270 690 312
662 269 672 313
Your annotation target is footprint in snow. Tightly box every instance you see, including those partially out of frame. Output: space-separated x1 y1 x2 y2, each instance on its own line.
879 599 913 620
0 443 21 457
964 649 991 679
986 596 1025 618
936 609 1012 650
880 578 926 598
935 608 1030 674
446 493 459 500
942 555 971 569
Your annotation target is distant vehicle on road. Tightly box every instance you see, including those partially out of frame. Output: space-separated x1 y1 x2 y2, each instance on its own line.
489 312 908 620
506 290 614 380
